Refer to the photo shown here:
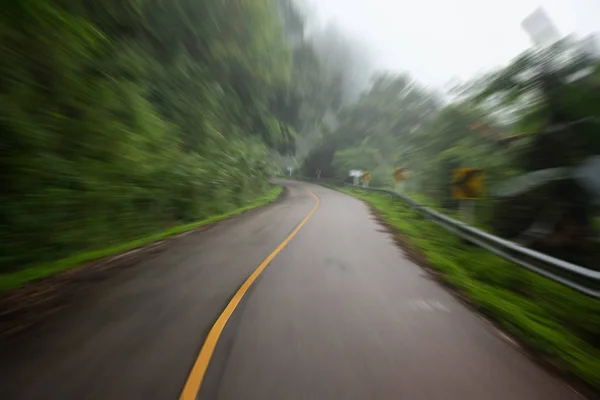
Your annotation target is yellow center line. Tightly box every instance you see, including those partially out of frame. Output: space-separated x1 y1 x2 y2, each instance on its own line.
179 188 320 400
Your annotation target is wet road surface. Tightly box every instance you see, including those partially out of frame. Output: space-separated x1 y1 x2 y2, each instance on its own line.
0 180 582 399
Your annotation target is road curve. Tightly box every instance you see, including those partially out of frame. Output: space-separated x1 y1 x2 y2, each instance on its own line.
0 180 582 399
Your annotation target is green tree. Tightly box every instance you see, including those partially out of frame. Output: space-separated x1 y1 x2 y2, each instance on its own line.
303 72 440 181
0 0 310 272
473 39 600 253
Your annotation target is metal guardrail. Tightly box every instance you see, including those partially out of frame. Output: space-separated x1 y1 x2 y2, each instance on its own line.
345 185 600 298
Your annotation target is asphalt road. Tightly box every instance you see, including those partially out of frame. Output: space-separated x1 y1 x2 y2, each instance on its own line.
0 180 583 399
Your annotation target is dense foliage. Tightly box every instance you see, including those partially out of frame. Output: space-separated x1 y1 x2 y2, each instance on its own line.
0 0 344 271
3 1 598 272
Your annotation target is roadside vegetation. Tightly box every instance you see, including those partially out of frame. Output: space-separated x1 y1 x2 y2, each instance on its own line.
0 185 282 293
340 187 600 388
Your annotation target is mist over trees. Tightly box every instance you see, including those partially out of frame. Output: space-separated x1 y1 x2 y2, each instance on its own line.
0 0 382 271
2 0 598 271
274 0 376 165
302 33 600 262
0 0 371 270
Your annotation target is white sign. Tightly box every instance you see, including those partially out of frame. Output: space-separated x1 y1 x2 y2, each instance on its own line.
522 8 561 47
349 169 362 177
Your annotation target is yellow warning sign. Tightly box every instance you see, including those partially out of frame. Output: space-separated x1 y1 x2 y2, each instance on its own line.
452 168 484 200
392 167 405 183
360 171 372 182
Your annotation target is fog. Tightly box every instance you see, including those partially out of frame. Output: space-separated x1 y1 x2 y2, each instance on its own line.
310 0 600 88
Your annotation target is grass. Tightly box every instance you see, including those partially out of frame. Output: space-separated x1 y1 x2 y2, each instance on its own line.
0 185 283 293
339 187 600 389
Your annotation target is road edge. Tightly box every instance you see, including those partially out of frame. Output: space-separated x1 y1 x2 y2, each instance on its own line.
331 185 596 399
0 185 285 337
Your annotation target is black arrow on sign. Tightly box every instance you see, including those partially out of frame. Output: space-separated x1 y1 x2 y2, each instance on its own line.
454 169 481 198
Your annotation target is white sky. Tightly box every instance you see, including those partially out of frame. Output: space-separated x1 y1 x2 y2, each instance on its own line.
310 0 600 89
